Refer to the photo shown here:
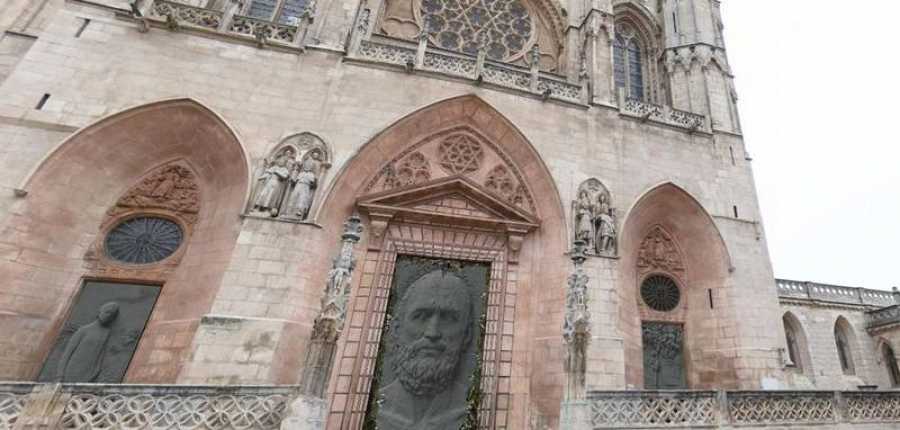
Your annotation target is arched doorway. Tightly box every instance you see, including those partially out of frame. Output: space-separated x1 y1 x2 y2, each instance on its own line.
317 95 568 429
617 183 735 389
0 99 250 383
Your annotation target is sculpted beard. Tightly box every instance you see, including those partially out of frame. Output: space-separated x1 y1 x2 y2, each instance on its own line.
391 338 463 397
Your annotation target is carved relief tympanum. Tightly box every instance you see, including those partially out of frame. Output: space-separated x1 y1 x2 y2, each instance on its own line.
38 281 161 383
365 257 489 430
637 226 685 274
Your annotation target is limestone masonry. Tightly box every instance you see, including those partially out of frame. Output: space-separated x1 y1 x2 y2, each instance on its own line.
1 0 899 429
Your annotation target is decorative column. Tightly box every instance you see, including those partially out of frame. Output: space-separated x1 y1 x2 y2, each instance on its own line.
580 5 614 106
282 215 363 430
563 240 591 401
299 214 363 397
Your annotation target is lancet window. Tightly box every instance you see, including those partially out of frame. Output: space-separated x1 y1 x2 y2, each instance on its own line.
834 319 856 375
613 22 646 101
782 313 805 371
883 343 900 387
244 0 313 24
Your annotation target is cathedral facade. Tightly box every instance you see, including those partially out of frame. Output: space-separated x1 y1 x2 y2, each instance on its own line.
1 0 900 429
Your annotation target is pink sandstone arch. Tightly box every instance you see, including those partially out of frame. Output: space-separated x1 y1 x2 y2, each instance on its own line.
618 182 736 388
0 98 250 382
315 94 569 428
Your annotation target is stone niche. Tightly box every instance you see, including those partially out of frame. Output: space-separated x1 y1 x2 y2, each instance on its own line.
37 281 161 383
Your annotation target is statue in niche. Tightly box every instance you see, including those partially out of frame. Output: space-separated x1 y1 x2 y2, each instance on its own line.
596 199 617 254
376 270 474 430
573 179 617 255
286 149 322 220
56 302 119 382
252 150 293 217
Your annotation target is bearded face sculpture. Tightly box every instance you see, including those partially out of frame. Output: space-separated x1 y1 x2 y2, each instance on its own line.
376 270 475 430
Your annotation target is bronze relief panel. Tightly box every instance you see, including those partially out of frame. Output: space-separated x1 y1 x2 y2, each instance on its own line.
365 256 490 430
38 281 161 383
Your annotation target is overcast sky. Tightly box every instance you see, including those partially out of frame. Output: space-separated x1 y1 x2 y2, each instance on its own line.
721 1 900 291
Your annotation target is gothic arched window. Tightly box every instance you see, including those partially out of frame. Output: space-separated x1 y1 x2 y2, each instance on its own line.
883 343 900 387
421 0 535 62
245 0 312 24
614 23 645 101
782 313 806 371
834 318 856 375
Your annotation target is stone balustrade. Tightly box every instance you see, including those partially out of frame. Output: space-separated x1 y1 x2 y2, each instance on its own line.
0 383 297 429
617 91 708 133
139 0 311 49
562 390 900 429
776 278 896 308
353 36 586 105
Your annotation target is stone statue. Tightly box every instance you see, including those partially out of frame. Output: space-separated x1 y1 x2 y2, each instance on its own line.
596 201 617 254
573 179 617 256
253 153 293 217
574 190 596 250
287 150 322 220
376 271 473 430
56 302 119 382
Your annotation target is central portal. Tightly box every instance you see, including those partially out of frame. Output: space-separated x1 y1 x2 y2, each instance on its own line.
364 256 490 430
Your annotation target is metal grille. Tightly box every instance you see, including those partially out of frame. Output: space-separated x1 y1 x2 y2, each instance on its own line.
641 275 680 312
105 217 183 264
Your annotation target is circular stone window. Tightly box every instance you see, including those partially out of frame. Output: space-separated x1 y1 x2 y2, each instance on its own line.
105 216 184 264
640 275 681 312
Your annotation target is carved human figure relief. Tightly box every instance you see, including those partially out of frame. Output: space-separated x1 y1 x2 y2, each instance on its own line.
248 133 332 221
38 282 161 384
573 178 617 255
253 149 294 216
637 226 685 274
286 149 323 220
57 302 119 382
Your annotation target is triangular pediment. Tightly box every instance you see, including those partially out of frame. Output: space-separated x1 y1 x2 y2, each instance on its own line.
357 176 539 229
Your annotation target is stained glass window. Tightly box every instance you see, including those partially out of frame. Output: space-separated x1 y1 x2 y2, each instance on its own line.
105 216 183 265
246 0 312 24
421 0 534 61
613 23 646 101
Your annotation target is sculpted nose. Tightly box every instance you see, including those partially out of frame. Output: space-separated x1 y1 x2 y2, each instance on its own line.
423 315 442 341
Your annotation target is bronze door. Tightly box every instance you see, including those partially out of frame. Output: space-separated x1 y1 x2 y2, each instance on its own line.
642 322 686 389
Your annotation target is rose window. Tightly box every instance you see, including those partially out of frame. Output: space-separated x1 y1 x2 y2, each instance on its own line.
438 135 484 175
421 0 535 61
640 275 681 312
105 216 184 264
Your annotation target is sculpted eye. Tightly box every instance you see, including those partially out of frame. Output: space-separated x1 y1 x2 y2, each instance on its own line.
441 310 460 322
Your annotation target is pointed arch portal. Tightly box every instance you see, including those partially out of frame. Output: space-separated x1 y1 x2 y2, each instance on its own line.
319 95 568 429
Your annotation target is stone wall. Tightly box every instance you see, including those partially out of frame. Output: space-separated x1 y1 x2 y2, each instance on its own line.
0 0 783 427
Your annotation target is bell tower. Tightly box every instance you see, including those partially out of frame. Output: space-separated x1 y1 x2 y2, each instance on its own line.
662 0 741 133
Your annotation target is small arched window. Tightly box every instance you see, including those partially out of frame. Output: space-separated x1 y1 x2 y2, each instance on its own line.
782 314 803 370
613 23 645 101
883 343 900 387
245 0 312 24
834 318 856 375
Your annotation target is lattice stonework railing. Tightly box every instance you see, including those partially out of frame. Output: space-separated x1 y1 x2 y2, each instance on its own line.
0 384 32 428
844 391 900 422
60 385 293 430
727 391 835 425
618 95 707 133
144 0 306 47
589 391 717 428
